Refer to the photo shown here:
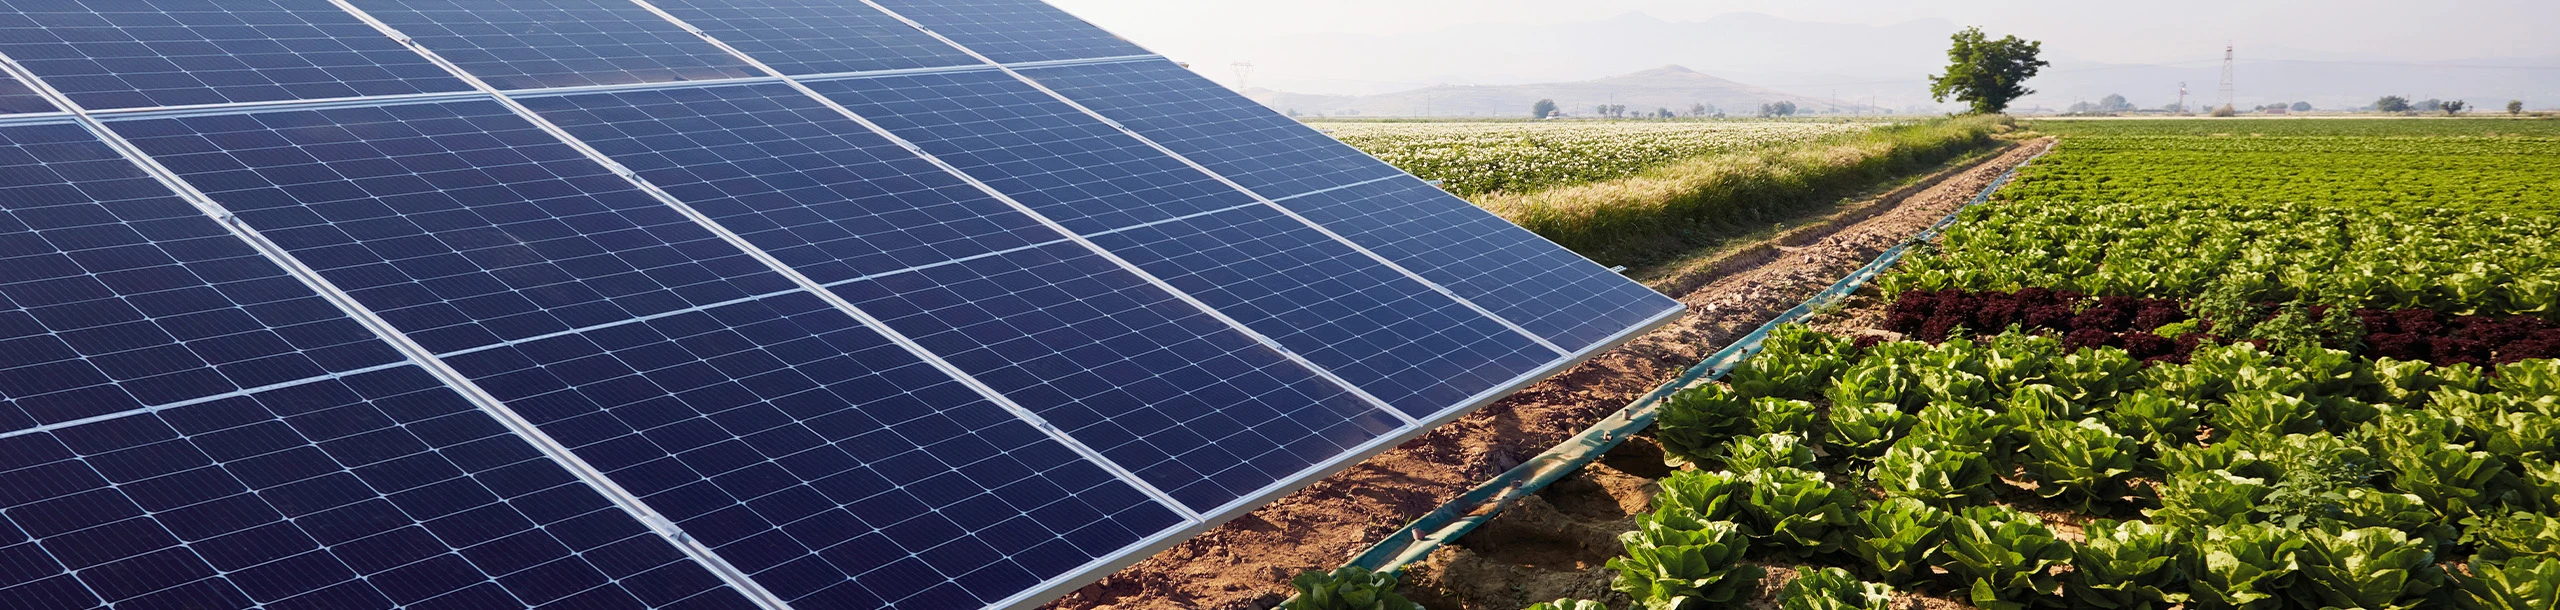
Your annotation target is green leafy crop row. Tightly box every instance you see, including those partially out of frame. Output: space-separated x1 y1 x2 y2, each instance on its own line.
1638 325 2560 609
1884 122 2560 314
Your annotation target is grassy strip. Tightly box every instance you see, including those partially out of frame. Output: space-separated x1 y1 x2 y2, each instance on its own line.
1475 115 2009 268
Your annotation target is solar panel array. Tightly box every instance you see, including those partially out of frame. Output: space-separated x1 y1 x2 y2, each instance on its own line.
0 0 1683 608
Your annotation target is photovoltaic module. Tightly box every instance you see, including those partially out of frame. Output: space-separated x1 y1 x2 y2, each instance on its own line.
0 0 1684 608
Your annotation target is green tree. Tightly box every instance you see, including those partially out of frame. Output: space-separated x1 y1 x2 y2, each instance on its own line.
2292 101 2313 112
1532 98 1558 119
2098 93 2131 112
2444 100 2469 115
1927 27 2048 114
2375 96 2411 113
2513 100 2528 115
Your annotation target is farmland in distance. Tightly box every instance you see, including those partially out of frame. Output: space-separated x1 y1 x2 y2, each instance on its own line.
1313 120 1875 196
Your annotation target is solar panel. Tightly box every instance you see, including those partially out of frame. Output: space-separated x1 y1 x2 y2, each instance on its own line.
338 0 760 90
0 0 470 110
108 101 801 355
805 69 1566 419
0 71 55 113
107 98 1189 606
0 0 1685 607
641 0 979 76
513 83 1405 511
0 122 404 424
1019 60 1684 350
434 291 1185 608
0 121 750 609
864 0 1151 64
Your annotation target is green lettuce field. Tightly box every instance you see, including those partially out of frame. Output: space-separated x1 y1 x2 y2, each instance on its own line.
1608 118 2560 609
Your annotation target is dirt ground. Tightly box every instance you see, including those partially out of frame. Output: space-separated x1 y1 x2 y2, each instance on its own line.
1044 138 2055 610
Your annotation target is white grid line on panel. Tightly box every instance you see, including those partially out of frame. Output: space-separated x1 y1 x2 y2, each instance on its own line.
622 0 1424 426
0 32 794 610
0 0 476 110
1267 175 1407 204
0 361 412 442
615 4 1530 606
20 56 1156 129
1006 59 1685 352
1 366 718 609
0 50 745 610
80 89 496 121
858 0 1149 64
432 287 807 360
845 0 1574 360
785 54 1158 83
320 0 1207 542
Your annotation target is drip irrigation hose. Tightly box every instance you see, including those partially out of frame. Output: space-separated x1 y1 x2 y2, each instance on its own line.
1340 144 2050 577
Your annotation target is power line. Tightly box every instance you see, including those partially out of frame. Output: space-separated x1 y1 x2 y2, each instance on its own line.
2217 43 2236 110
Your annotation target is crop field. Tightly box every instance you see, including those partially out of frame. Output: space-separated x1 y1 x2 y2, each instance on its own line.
1522 119 2560 609
1314 121 1872 196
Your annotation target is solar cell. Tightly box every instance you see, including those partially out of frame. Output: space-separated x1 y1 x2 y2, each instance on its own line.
109 93 1192 607
1021 59 1685 350
515 84 1058 285
339 0 760 90
807 70 1563 418
0 72 54 114
1016 59 1405 198
638 0 979 76
805 70 1250 234
436 291 1185 608
828 242 1404 510
0 122 750 609
1257 177 1685 351
517 83 1410 510
108 100 800 356
864 0 1149 64
0 0 1692 606
0 122 404 427
0 0 470 110
1078 205 1559 417
0 366 760 610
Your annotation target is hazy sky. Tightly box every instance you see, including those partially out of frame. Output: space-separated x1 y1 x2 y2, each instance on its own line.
1046 0 2560 66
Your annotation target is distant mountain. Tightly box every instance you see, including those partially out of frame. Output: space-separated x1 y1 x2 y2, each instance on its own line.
1202 11 2560 113
1250 65 1880 118
1210 12 1957 105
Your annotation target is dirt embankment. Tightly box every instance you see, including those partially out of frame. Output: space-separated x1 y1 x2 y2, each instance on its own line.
1045 138 2055 610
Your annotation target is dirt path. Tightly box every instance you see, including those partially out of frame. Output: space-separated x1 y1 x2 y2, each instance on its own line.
1044 138 2055 610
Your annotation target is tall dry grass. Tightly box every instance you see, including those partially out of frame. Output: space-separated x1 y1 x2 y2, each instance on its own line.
1475 115 2009 267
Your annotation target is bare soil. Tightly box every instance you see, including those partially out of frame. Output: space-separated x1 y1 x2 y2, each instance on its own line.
1044 138 2054 610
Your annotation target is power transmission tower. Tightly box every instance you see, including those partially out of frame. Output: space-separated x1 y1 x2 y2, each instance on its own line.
2216 44 2235 110
2177 82 2188 113
1230 61 1254 92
